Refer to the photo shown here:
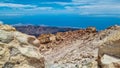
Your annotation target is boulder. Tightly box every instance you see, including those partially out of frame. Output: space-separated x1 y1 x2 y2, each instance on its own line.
0 24 44 68
0 24 16 31
98 40 120 59
38 34 56 44
98 31 120 68
0 30 14 43
100 54 120 68
86 27 96 32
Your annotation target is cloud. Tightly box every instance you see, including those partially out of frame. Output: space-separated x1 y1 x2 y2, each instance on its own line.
62 0 120 16
64 4 120 16
0 0 120 17
72 0 96 3
0 13 25 16
0 6 54 16
12 23 34 26
0 3 36 8
0 2 54 16
40 2 82 6
24 7 53 11
39 0 120 15
40 0 96 6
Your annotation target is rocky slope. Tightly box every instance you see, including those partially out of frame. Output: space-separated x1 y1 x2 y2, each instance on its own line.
38 26 120 68
0 24 120 68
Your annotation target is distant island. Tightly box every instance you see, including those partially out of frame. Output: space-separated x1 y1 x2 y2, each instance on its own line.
14 25 79 37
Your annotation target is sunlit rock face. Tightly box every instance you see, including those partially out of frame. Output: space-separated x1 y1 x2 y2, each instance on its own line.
100 54 120 68
37 26 120 68
98 25 120 68
0 24 44 68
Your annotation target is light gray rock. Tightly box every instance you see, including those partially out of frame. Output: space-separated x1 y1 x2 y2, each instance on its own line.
101 54 120 68
0 30 14 43
0 24 44 68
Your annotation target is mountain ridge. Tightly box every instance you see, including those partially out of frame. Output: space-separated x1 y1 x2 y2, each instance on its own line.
14 25 79 37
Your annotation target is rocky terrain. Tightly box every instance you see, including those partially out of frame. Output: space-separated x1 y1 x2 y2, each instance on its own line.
0 24 120 68
0 24 44 68
14 25 78 37
38 26 120 68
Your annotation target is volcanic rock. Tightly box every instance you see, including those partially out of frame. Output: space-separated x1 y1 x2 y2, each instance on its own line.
98 26 120 68
100 54 120 68
38 25 120 68
0 24 44 68
1 24 120 68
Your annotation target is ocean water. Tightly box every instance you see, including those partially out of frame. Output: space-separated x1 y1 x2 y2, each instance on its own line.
0 14 120 30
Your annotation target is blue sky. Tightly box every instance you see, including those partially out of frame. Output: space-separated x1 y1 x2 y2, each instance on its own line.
0 0 120 29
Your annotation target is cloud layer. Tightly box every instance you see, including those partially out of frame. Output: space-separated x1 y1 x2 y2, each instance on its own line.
0 0 120 17
0 3 36 8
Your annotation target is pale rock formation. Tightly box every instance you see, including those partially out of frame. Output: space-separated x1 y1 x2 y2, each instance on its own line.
38 26 120 68
98 25 120 68
0 24 16 31
100 54 120 68
38 34 56 44
0 24 44 68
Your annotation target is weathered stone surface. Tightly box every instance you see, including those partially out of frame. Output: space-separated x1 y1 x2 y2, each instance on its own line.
0 42 10 68
100 54 120 68
0 24 44 68
38 34 56 44
1 24 120 68
0 24 16 31
38 25 120 68
0 30 14 43
98 27 120 68
86 27 96 32
98 40 120 59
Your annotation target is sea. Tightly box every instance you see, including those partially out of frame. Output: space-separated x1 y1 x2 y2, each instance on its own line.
0 14 120 30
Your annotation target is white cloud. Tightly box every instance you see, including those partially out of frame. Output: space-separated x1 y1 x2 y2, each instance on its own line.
40 0 96 5
0 0 120 17
12 23 34 26
24 7 53 11
62 0 120 16
0 3 36 8
39 0 120 16
40 2 84 6
0 2 54 16
72 0 97 3
0 6 54 16
72 0 117 3
0 12 25 16
64 4 120 16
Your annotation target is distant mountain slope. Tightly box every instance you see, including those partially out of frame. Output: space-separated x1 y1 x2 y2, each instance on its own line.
14 25 79 37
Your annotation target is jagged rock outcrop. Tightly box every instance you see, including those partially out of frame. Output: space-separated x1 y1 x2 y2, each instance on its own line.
98 25 120 68
38 34 56 44
38 26 120 68
0 24 44 68
100 54 120 68
38 27 97 52
38 27 99 68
